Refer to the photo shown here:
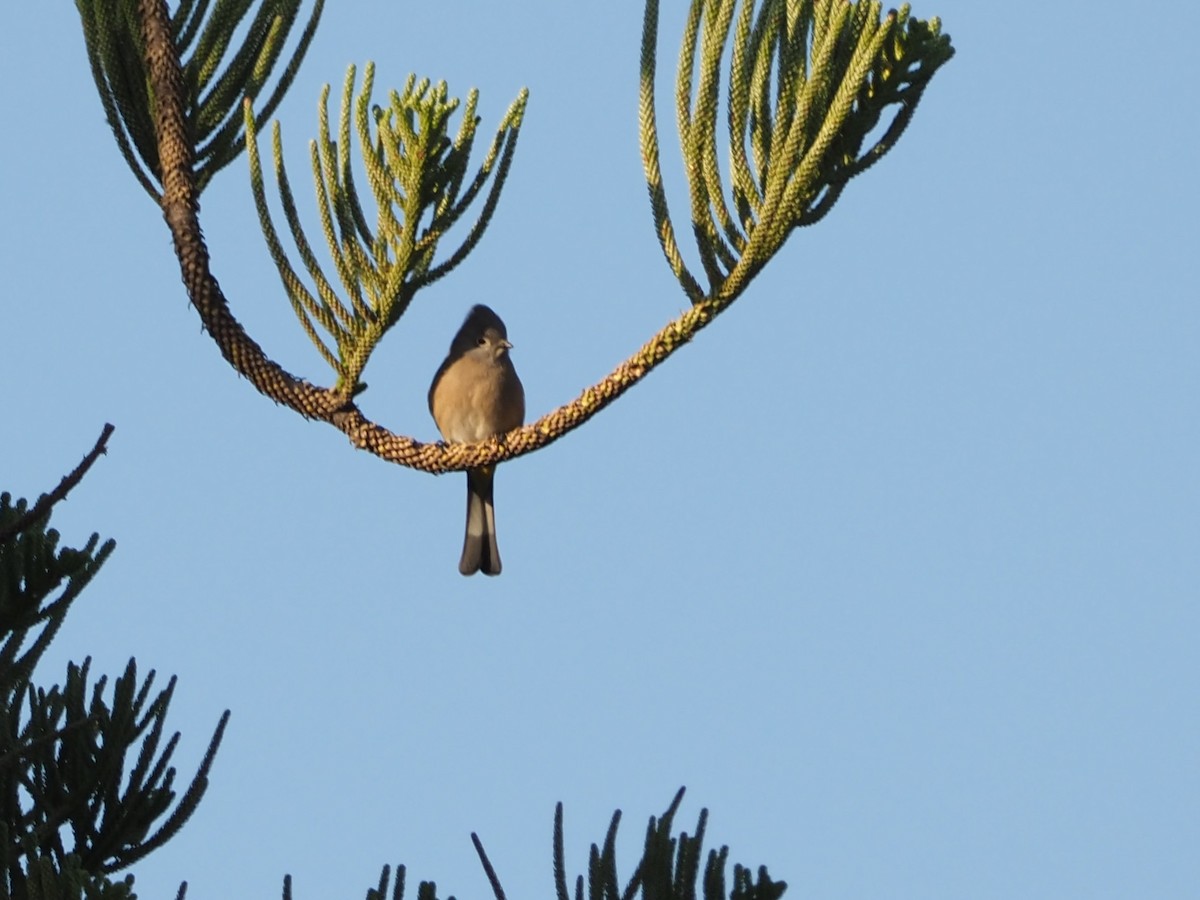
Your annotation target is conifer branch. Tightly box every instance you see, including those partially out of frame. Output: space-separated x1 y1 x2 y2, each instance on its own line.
0 425 114 545
127 0 951 477
0 487 224 895
471 833 508 900
282 791 781 900
76 0 324 199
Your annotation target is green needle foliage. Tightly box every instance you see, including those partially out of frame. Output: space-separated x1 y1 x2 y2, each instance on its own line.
76 0 324 199
641 0 955 302
1 443 227 899
245 63 529 393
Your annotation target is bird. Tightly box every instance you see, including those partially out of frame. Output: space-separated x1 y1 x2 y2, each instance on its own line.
428 304 525 576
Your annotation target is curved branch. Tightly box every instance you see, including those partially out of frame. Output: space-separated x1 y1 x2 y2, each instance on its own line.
138 0 738 475
139 0 950 476
142 0 345 415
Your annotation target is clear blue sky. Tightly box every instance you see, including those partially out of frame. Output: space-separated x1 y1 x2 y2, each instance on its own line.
2 2 1197 898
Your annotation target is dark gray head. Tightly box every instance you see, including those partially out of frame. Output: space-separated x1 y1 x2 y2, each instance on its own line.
450 304 512 360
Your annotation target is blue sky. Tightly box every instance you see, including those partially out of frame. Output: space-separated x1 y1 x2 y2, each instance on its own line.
2 2 1197 898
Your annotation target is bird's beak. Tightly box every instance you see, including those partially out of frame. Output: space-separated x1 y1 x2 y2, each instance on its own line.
500 339 513 350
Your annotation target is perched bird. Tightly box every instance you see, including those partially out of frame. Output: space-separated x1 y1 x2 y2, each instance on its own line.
428 304 525 576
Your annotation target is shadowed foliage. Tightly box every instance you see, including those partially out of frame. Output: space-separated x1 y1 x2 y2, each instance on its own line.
1 428 227 899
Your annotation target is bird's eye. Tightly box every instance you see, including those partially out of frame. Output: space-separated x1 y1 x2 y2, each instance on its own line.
476 336 487 347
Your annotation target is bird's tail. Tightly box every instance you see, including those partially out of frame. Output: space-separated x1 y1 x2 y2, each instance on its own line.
461 466 502 576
